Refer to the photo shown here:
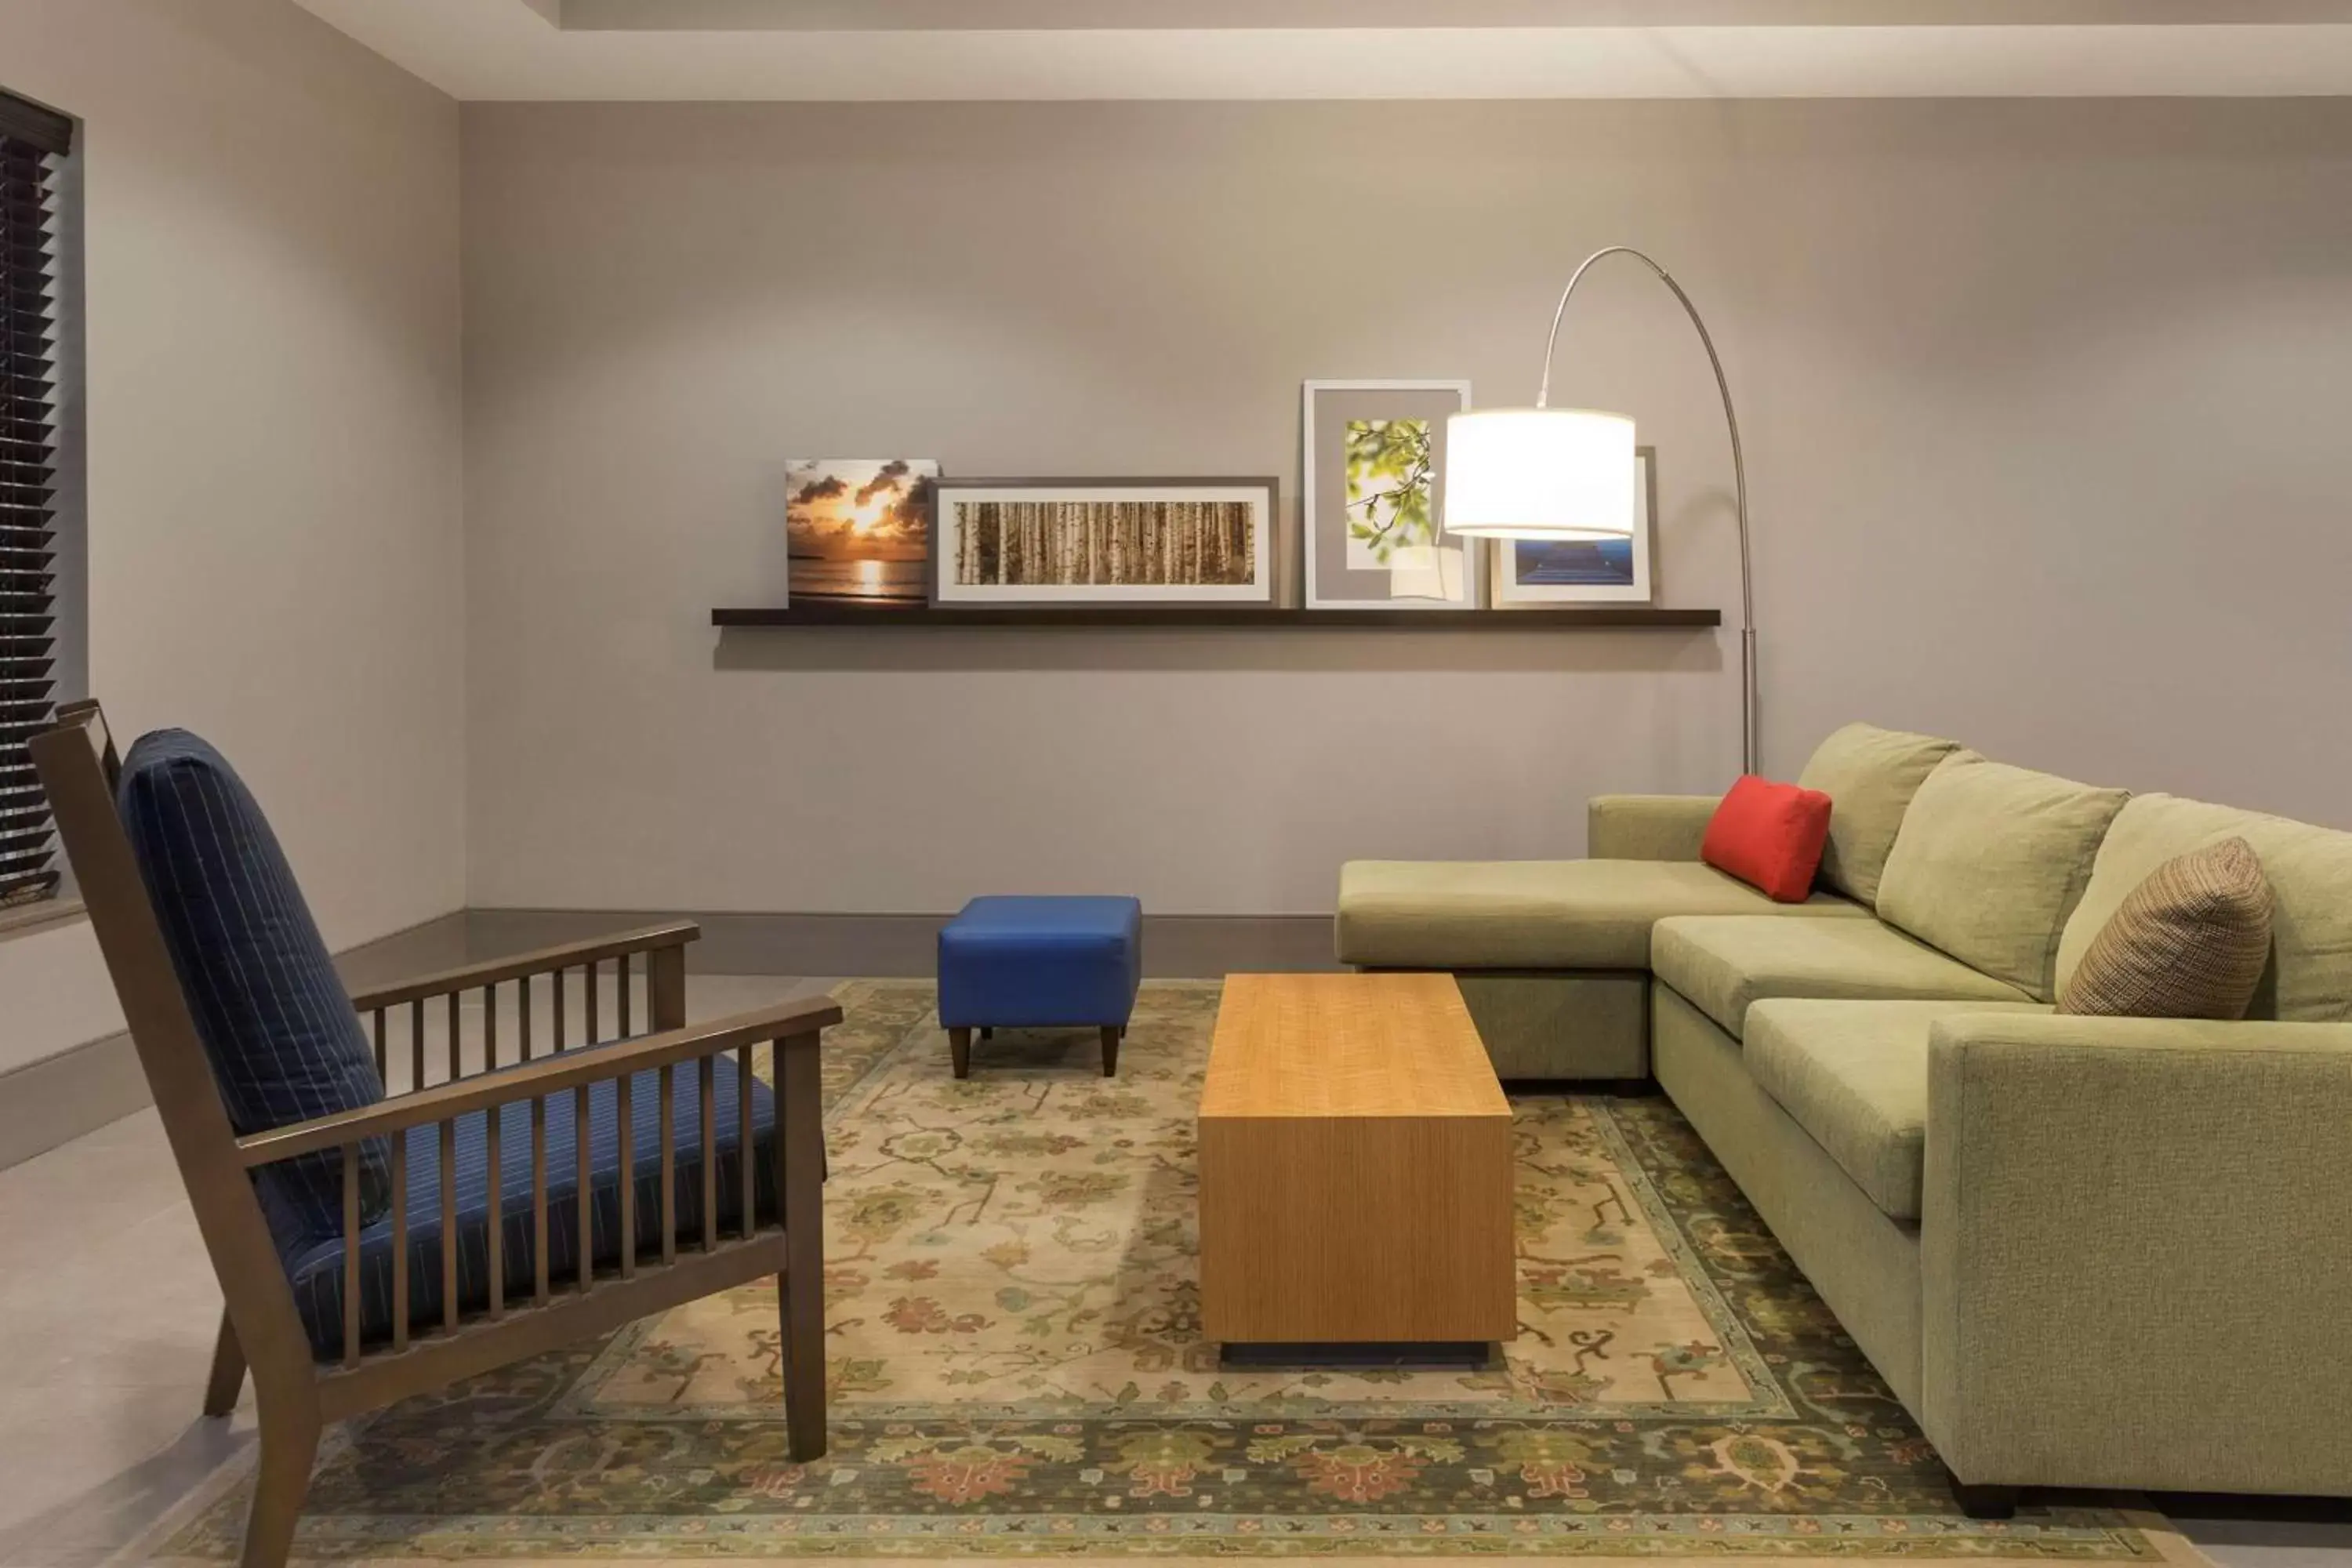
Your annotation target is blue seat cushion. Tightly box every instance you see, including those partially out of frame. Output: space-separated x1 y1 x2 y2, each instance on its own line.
274 1051 780 1360
117 729 392 1234
937 895 1142 1029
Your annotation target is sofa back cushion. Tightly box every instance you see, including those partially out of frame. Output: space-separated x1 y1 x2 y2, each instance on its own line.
1875 752 2130 1000
118 729 391 1241
1795 722 1962 909
2055 793 2352 1022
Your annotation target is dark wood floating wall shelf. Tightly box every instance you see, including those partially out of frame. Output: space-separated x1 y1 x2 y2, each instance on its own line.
712 606 1722 630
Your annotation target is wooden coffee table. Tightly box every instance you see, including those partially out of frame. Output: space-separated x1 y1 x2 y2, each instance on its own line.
1197 972 1515 1351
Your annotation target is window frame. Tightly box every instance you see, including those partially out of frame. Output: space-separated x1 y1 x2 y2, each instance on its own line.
0 85 84 923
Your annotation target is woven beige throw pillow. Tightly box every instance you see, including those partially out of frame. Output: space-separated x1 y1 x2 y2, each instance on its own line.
2059 836 2275 1018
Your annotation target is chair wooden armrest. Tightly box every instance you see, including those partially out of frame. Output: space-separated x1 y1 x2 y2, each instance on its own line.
347 920 701 1014
236 993 843 1168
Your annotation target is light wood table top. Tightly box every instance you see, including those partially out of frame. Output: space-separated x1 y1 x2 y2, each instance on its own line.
1200 971 1512 1121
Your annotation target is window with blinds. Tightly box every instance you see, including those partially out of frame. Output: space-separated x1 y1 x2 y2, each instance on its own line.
0 90 74 909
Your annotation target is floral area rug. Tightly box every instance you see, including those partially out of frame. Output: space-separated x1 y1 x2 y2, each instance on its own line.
157 980 2192 1560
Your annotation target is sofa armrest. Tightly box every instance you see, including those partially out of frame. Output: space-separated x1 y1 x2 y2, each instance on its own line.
1920 1012 2352 1493
1587 794 1719 862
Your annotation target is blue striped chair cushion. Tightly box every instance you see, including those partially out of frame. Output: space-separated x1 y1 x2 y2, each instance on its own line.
275 1051 780 1360
117 729 392 1235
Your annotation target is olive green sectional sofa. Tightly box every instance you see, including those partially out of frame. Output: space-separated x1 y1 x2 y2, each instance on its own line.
1336 723 2352 1507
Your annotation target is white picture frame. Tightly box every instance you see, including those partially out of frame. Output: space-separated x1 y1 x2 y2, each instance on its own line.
931 478 1278 607
1490 446 1658 607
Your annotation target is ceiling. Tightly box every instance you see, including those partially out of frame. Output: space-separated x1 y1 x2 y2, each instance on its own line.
289 0 2352 100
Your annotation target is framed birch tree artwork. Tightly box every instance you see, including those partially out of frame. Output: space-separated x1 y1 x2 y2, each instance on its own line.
930 478 1278 607
1301 379 1481 610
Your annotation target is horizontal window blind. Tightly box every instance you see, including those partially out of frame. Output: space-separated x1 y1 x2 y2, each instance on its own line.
0 90 72 908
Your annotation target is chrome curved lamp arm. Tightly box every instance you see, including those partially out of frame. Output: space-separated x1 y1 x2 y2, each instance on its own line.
1536 247 1758 775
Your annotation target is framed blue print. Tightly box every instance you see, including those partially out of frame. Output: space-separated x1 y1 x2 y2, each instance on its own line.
1491 446 1657 606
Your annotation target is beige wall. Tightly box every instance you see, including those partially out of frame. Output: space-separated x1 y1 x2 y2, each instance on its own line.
461 99 2352 918
0 0 466 1073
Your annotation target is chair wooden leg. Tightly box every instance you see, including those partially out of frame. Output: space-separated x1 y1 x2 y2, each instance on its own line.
948 1027 972 1079
778 1032 829 1463
203 1308 246 1417
1100 1025 1120 1076
241 1401 321 1568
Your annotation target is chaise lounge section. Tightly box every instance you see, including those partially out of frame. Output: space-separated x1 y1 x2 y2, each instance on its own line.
1337 810 1874 1080
1338 723 2352 1506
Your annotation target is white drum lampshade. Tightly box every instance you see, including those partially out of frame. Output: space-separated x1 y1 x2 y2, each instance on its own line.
1442 407 1639 540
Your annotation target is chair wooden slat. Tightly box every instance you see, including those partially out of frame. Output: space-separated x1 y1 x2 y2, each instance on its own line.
446 993 461 1085
485 983 498 1071
486 1105 505 1319
371 1007 386 1080
618 1072 637 1279
586 959 600 1046
520 971 533 1062
439 1119 459 1333
532 1097 550 1306
575 1083 593 1294
410 1004 425 1093
650 944 686 1033
391 1133 411 1352
659 1065 677 1266
738 1043 755 1239
699 1054 718 1252
554 966 567 1052
619 953 633 1036
342 1143 361 1368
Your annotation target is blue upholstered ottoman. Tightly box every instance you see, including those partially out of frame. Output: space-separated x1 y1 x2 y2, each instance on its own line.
937 896 1142 1078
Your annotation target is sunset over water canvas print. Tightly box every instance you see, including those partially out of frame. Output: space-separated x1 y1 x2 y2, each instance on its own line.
786 458 938 604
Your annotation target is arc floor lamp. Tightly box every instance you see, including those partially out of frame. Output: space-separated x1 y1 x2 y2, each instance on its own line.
1443 247 1759 775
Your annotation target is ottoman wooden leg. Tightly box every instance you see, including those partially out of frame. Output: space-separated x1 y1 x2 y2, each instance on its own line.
949 1028 973 1079
1100 1025 1120 1076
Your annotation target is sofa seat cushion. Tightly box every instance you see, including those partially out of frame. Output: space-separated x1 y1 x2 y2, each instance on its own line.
1652 915 2034 1039
273 1050 779 1360
1336 858 1869 971
1744 998 2051 1221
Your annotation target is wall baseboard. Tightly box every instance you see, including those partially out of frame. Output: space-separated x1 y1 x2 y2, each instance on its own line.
0 911 473 1173
464 909 1339 979
0 1030 151 1176
0 909 1331 1171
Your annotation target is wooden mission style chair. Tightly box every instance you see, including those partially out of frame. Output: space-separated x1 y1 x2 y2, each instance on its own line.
31 701 838 1568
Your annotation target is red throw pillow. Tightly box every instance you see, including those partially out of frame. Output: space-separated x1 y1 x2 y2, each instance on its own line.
1701 775 1834 903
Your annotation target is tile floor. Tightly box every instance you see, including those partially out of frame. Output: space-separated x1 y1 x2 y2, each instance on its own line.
0 974 2344 1566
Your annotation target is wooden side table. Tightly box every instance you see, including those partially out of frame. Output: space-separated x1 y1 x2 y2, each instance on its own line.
1197 972 1515 1351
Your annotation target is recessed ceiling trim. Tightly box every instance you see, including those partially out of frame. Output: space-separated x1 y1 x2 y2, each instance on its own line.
288 1 2352 101
560 0 2352 29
